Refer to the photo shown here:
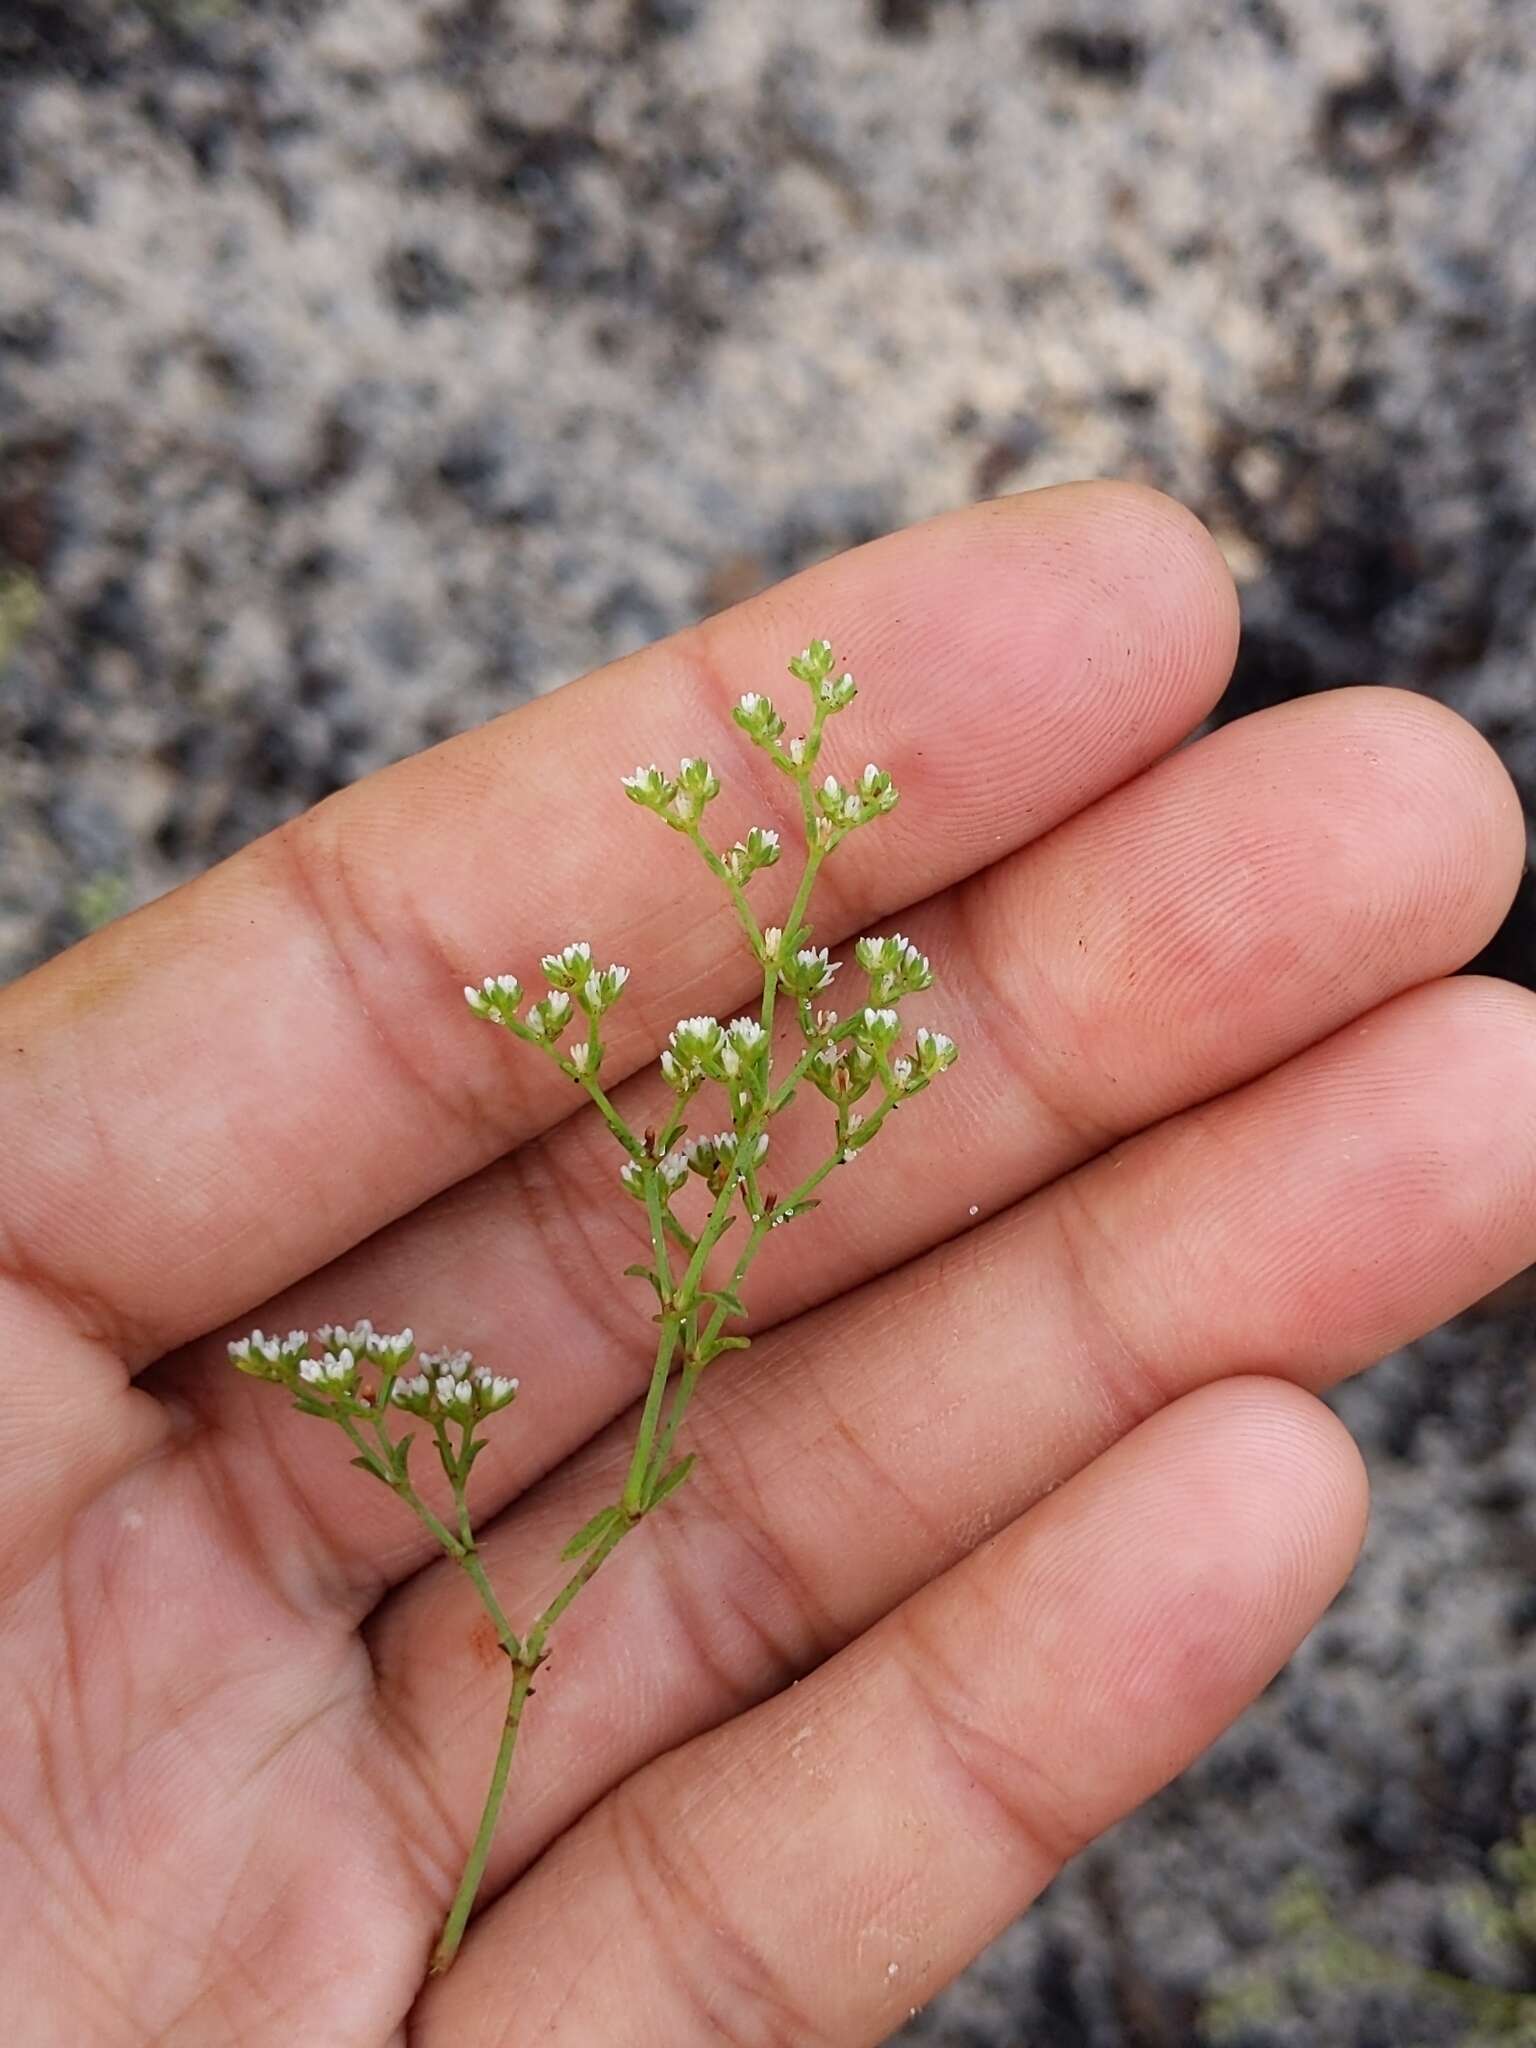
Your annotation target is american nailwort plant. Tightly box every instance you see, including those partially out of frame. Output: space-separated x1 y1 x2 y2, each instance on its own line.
227 637 958 1976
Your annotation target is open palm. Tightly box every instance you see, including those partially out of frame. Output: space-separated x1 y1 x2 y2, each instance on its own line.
4 482 1533 2047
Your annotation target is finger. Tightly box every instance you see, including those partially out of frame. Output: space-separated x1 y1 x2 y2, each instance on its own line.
365 975 1536 1906
173 687 1520 1590
0 484 1237 1365
418 1379 1367 2045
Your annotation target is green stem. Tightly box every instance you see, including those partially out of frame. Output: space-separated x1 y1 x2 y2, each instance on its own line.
427 1481 636 1979
337 1411 464 1558
761 844 824 1045
526 1516 632 1663
686 824 762 953
648 1355 705 1485
623 1318 680 1515
429 1657 535 1975
622 1169 684 1513
576 1072 643 1156
455 1543 521 1657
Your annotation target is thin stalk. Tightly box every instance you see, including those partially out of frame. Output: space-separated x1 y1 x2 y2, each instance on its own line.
429 1485 635 1977
337 1412 464 1558
525 1515 632 1662
686 824 762 953
761 845 823 1045
428 1657 535 1975
622 1170 684 1512
576 1071 643 1156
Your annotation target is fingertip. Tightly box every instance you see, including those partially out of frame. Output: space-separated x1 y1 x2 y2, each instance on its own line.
1188 1374 1371 1586
1323 685 1527 924
989 477 1242 697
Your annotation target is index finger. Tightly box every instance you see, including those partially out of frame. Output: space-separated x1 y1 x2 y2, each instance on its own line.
0 483 1237 1364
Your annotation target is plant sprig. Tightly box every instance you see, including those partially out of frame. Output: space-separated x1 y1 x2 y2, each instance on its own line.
228 634 959 1977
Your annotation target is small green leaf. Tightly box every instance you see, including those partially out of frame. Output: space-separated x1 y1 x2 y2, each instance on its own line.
624 1262 666 1303
349 1454 389 1482
711 1335 751 1355
700 1287 748 1321
391 1433 416 1478
646 1455 695 1510
561 1504 620 1560
292 1394 334 1419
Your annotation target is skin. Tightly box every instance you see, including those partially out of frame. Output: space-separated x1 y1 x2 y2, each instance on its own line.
0 480 1533 2046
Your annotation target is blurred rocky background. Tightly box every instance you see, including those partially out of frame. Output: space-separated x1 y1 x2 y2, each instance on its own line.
2 0 1533 2040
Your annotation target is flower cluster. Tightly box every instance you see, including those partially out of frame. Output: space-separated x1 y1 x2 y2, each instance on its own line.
393 1351 519 1419
725 826 781 884
855 932 933 1003
658 1012 770 1095
228 1321 517 1422
466 941 632 1086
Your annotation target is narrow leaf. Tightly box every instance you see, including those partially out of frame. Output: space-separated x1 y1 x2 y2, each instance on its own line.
646 1455 695 1510
560 1504 620 1561
701 1288 748 1321
624 1262 667 1303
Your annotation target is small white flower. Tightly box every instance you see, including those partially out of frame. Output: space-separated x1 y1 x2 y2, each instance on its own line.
365 1327 415 1364
582 963 630 1012
620 1159 645 1193
622 763 672 804
658 1149 690 1189
729 1016 767 1050
761 925 783 963
299 1357 325 1383
788 737 806 766
738 692 763 715
792 946 839 993
466 972 523 1016
668 1015 723 1074
915 1026 958 1075
541 941 593 990
568 1040 596 1074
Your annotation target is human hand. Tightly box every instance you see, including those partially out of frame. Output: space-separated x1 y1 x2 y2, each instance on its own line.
3 483 1532 2046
